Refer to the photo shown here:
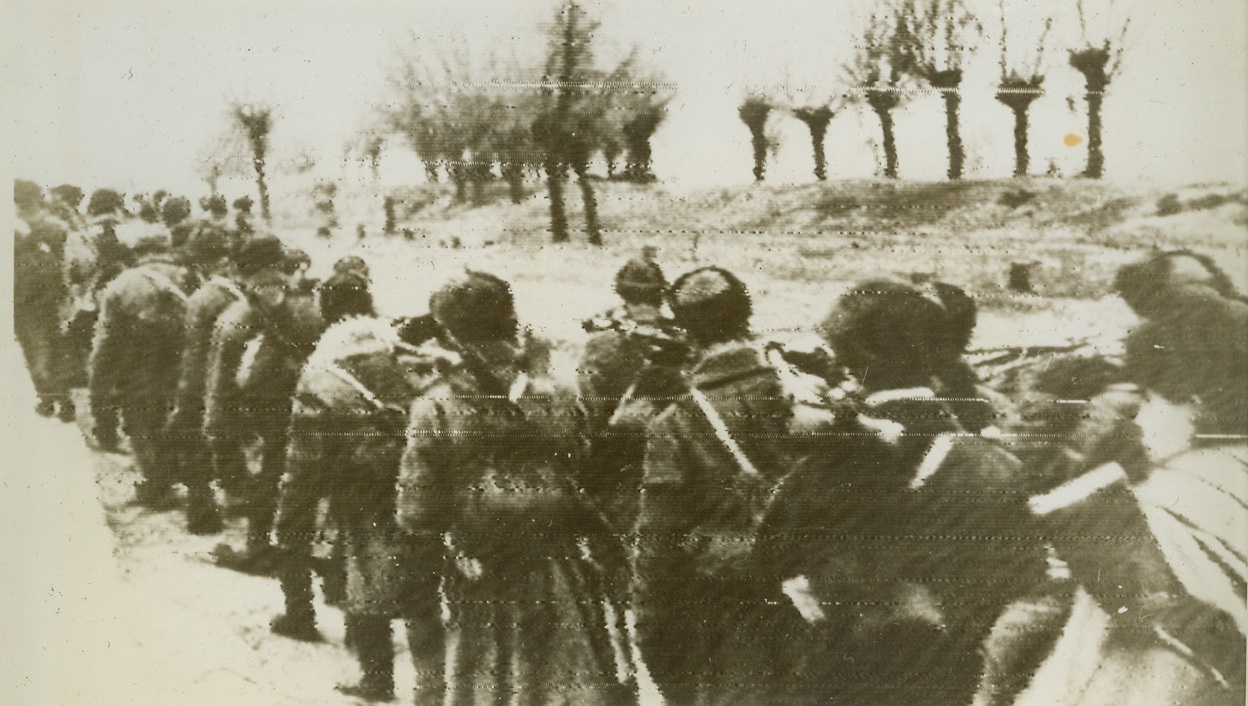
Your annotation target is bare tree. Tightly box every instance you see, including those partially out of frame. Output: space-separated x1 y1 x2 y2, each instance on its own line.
230 102 275 222
536 1 629 245
898 0 981 180
1069 0 1129 178
779 84 846 182
995 2 1052 176
195 129 249 198
844 1 915 179
738 95 774 182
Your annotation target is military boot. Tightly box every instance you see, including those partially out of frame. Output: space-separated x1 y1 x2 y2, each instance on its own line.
185 482 223 535
213 532 279 575
336 614 395 702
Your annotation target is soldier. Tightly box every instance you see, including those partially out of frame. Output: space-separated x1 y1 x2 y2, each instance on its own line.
232 195 255 237
396 271 632 706
167 234 286 534
206 249 326 573
273 270 447 702
88 222 195 508
631 266 802 706
14 180 74 420
161 196 194 249
759 278 1052 706
1006 255 1248 706
48 184 87 231
578 257 687 614
63 188 136 387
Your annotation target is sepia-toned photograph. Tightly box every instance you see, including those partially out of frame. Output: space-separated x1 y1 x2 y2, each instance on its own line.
3 0 1245 704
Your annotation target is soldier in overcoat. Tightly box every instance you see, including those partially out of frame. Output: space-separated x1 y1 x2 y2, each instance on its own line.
631 267 802 706
14 180 74 420
396 271 634 706
167 234 286 534
274 273 446 699
205 253 325 572
88 225 195 507
758 279 1054 706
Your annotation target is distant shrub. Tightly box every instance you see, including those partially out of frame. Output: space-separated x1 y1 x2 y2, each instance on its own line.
1156 193 1182 216
998 189 1037 209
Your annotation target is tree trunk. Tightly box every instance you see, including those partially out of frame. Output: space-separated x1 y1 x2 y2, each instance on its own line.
873 106 898 179
794 107 833 182
623 112 661 182
942 91 964 180
1070 50 1110 179
997 82 1041 178
253 156 270 222
545 159 568 243
750 129 768 182
1084 91 1104 179
810 124 829 181
450 162 467 203
502 162 525 204
571 160 601 246
1011 105 1030 177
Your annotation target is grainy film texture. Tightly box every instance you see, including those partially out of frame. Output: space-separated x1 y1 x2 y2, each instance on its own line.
5 0 1246 705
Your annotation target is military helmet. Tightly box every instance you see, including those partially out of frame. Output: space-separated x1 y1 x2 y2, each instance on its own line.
182 224 233 265
281 246 312 275
668 266 752 344
614 258 666 305
429 270 518 343
14 179 43 212
235 234 286 274
332 255 371 281
87 188 127 217
318 270 374 323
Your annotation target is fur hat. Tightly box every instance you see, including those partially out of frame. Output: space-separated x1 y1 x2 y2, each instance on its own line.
429 270 518 343
235 235 286 274
821 278 949 387
668 266 752 344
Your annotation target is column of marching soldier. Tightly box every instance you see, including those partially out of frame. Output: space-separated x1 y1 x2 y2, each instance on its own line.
12 179 1248 706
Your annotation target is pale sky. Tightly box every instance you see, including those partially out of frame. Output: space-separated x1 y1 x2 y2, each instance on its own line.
3 0 1246 198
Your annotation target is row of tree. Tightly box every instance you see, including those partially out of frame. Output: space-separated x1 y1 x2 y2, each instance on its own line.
742 0 1128 182
199 0 1131 245
366 2 673 244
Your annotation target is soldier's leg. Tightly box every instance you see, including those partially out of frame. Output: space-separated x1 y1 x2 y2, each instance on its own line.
125 398 178 508
182 428 222 535
339 613 396 701
209 433 250 504
15 309 57 414
271 548 321 642
247 422 289 548
404 540 447 706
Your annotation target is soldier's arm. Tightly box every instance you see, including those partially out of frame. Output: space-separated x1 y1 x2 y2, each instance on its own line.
87 283 124 413
171 298 214 423
631 408 701 703
273 395 332 558
203 308 248 441
395 395 457 536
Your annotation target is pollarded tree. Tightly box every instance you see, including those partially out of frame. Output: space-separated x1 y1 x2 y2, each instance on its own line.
779 84 846 182
792 106 834 181
897 0 982 180
1069 0 1129 178
994 2 1052 177
844 1 916 179
738 95 773 182
230 102 275 222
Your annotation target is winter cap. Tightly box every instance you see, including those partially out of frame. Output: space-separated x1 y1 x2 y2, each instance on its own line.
429 270 518 343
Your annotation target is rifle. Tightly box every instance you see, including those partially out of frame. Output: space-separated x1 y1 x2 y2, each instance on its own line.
583 314 692 367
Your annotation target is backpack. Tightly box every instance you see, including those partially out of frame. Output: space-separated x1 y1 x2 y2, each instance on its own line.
455 363 593 559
